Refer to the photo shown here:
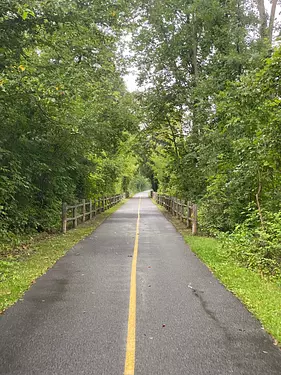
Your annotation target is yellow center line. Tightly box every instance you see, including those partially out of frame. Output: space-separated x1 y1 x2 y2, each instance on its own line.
124 198 141 375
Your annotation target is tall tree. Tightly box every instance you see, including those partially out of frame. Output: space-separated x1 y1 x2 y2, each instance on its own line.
0 0 138 236
129 0 261 199
256 0 279 43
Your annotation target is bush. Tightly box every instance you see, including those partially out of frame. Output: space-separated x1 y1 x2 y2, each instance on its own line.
221 210 281 278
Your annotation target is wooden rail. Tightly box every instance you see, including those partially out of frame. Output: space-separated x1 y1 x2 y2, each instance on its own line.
152 192 198 235
62 194 124 233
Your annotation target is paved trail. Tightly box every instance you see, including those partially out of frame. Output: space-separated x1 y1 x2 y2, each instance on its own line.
1 194 281 375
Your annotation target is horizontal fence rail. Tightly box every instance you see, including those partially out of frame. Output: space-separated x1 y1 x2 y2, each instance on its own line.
152 192 198 235
62 194 124 233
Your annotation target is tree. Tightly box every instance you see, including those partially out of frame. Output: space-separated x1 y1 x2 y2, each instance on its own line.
0 0 138 237
256 0 279 43
129 0 262 200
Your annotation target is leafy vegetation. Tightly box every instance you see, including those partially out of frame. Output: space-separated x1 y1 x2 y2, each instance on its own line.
0 1 139 242
128 0 281 277
129 174 151 194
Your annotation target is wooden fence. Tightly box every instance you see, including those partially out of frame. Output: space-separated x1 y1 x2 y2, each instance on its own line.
62 194 124 233
152 192 198 235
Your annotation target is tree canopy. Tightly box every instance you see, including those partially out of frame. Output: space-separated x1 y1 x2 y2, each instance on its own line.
0 0 139 237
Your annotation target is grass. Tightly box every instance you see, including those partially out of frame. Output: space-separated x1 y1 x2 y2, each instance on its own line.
155 202 281 346
0 200 126 313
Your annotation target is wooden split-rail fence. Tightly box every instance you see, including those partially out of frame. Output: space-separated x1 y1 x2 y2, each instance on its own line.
62 194 124 233
152 192 198 235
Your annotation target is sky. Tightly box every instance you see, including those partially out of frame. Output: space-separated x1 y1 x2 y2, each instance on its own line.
124 72 138 93
124 1 281 93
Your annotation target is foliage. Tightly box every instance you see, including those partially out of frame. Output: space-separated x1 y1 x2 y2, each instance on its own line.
128 1 281 276
199 47 281 233
221 210 281 278
129 0 267 202
129 174 151 194
0 0 138 239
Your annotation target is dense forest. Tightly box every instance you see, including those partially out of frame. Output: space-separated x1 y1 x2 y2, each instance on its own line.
0 1 145 240
1 0 281 275
130 0 281 276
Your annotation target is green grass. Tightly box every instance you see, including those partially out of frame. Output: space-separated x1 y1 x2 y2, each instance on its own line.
0 201 126 313
155 202 281 346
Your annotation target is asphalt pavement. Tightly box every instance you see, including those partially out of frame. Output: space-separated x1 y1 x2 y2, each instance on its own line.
0 193 281 374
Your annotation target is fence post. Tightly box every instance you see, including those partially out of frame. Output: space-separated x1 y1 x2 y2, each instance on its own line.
89 199 92 220
62 202 67 233
73 205 77 228
192 204 198 235
187 201 191 228
82 199 86 222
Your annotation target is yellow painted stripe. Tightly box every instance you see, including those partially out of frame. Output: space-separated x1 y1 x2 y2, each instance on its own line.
124 198 141 375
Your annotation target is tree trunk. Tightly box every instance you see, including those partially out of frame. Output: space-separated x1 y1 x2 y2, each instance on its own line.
167 116 180 160
256 0 267 39
269 0 278 44
256 171 264 229
192 12 199 82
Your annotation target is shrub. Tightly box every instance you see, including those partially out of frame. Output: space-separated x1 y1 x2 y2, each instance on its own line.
221 210 281 278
